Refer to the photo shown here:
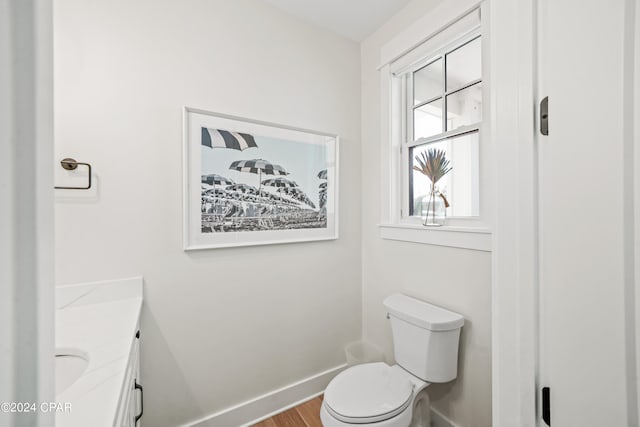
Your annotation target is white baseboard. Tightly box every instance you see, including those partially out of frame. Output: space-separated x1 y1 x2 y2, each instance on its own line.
180 364 347 427
431 407 462 427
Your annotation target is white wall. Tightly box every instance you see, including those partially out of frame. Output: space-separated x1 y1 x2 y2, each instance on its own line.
53 1 361 426
360 1 492 426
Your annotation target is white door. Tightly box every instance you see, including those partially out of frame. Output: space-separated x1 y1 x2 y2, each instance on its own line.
538 0 637 425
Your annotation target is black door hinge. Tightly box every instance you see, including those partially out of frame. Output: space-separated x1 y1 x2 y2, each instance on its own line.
540 96 549 135
542 386 551 425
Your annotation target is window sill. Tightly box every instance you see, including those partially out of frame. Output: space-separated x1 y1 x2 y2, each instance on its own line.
378 223 492 251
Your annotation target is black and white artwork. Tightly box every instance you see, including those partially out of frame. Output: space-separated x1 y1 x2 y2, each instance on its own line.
184 108 338 250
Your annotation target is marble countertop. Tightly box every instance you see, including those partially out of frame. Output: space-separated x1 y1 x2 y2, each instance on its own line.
55 277 143 427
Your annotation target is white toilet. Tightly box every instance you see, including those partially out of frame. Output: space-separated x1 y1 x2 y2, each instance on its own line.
320 293 464 427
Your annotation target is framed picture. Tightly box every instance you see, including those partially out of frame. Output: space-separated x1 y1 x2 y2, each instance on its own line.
183 107 339 250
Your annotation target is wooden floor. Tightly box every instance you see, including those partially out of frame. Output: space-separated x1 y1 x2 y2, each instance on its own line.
251 395 323 427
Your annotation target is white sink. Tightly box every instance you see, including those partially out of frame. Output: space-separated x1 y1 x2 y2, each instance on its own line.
55 348 89 396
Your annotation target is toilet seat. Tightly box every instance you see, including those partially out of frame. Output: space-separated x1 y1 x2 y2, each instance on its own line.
324 363 414 424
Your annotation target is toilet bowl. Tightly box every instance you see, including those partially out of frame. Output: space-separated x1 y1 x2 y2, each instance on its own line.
320 363 430 427
321 294 464 427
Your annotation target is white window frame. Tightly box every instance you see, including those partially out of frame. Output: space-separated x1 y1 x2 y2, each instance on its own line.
378 1 491 251
380 1 540 425
400 32 482 223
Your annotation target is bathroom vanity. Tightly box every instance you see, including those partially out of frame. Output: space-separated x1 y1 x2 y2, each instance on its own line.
55 277 143 426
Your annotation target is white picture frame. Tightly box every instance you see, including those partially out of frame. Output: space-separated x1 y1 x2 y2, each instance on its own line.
183 107 339 250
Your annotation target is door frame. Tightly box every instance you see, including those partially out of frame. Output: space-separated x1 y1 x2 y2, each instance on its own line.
0 1 54 426
492 0 640 425
489 0 539 425
635 0 640 423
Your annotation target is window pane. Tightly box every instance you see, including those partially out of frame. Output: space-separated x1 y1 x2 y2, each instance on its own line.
413 98 443 140
409 132 480 217
413 59 442 105
446 82 482 130
446 37 481 91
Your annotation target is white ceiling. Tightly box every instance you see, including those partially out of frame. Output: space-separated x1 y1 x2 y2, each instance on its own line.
262 0 413 42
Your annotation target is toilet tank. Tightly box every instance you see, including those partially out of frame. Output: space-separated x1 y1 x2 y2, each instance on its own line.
383 294 464 383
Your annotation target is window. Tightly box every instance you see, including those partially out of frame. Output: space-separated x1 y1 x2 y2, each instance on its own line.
400 32 483 222
379 6 490 250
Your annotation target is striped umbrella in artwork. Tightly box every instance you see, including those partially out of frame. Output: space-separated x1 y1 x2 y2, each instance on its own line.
256 190 280 201
226 183 258 195
319 182 327 209
275 187 302 205
201 128 258 151
297 193 316 209
319 189 327 209
261 179 297 205
262 177 299 190
201 174 235 186
203 188 230 204
204 188 229 197
303 198 316 209
201 174 235 208
229 159 288 194
277 187 316 208
317 169 327 180
277 187 304 197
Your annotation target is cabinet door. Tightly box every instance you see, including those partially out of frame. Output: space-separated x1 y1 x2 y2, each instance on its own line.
117 369 134 427
129 380 138 427
131 334 142 426
125 399 134 427
117 332 141 427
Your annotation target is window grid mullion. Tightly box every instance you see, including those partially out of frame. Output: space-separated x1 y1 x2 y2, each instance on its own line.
406 124 480 148
413 94 444 110
445 78 483 98
406 74 412 144
403 74 411 217
442 53 448 133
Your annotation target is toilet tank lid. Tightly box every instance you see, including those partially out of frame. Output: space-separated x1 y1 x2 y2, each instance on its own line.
383 294 464 331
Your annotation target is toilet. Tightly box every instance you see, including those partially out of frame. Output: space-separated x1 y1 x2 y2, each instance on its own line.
320 294 464 427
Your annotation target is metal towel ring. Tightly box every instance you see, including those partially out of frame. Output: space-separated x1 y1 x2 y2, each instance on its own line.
54 158 92 190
